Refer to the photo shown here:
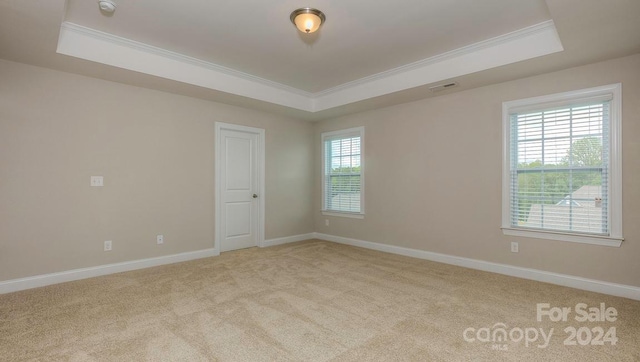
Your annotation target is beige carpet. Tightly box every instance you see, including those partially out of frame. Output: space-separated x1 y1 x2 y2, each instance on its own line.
1 239 639 361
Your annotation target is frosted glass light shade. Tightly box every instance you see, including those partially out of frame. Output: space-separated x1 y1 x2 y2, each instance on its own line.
290 8 325 34
294 13 321 33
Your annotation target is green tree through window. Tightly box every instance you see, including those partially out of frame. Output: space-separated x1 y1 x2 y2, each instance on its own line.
516 137 603 222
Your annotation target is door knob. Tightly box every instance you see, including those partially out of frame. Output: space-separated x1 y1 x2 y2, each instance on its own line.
252 194 258 198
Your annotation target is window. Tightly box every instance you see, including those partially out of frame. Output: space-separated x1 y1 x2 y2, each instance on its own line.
502 84 622 247
322 127 364 218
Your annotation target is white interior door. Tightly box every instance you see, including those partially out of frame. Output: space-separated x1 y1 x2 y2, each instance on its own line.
216 123 264 252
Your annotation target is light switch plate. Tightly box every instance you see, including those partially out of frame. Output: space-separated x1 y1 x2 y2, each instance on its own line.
90 176 104 187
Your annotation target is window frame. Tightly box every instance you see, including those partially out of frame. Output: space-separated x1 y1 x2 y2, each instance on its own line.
501 84 623 247
321 127 365 219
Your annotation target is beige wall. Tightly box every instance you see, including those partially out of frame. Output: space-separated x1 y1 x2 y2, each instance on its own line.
2 53 639 288
314 54 640 287
0 59 314 281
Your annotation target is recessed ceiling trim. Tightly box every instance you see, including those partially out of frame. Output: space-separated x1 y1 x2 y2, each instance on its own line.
312 20 563 111
57 22 314 111
57 20 563 113
315 21 559 97
62 22 312 96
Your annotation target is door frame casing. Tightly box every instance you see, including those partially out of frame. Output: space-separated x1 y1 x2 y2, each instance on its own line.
214 122 265 254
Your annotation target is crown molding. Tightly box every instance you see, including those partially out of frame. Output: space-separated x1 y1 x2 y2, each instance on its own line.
57 20 563 113
312 20 563 111
315 21 559 97
62 22 314 97
57 22 314 111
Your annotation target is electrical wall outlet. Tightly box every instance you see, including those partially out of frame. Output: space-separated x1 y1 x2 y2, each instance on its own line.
325 219 329 226
511 241 519 253
157 234 164 245
104 240 112 251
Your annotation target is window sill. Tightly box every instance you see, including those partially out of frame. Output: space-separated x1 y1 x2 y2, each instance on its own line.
501 227 623 247
322 211 365 219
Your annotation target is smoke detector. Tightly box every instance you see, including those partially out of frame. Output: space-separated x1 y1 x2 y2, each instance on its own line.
98 0 117 14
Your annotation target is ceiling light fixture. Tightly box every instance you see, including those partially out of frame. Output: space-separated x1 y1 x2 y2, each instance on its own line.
290 8 326 34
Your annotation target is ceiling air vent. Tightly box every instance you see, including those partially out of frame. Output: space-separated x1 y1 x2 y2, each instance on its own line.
429 82 458 92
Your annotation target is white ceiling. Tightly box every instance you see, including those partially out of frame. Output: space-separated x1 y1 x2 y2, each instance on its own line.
64 0 552 93
1 0 639 120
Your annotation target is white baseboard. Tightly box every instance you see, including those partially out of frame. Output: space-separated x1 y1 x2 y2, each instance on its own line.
5 232 638 301
0 248 219 294
262 233 315 247
313 232 640 301
0 232 315 294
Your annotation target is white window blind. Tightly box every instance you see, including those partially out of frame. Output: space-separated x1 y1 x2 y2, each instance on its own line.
502 83 622 246
510 102 609 235
322 127 364 214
